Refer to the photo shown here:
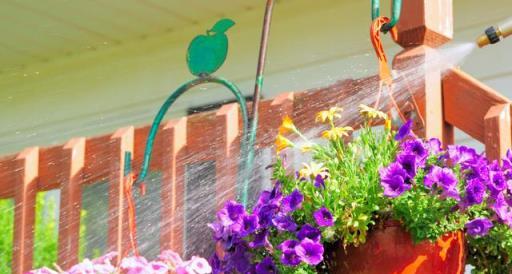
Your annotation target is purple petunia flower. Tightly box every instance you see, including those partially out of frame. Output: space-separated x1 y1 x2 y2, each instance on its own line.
401 139 428 165
426 138 442 154
217 200 246 227
491 193 512 228
227 245 252 273
255 182 283 210
314 174 326 188
278 239 299 251
240 214 259 237
281 189 304 213
272 214 298 232
397 154 417 179
395 119 413 141
296 224 321 242
465 218 493 237
502 149 512 180
295 238 324 265
488 170 507 197
209 254 223 274
313 207 334 227
464 179 486 207
249 229 272 249
424 166 460 201
255 257 278 274
447 145 479 165
256 203 280 229
379 162 411 198
281 249 301 266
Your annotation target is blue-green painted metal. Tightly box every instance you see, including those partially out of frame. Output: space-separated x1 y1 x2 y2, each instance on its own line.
371 0 402 31
187 19 235 77
129 6 275 208
135 76 250 189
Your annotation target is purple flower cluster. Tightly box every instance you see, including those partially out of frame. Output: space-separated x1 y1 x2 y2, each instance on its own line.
27 250 211 274
381 121 512 237
210 182 334 273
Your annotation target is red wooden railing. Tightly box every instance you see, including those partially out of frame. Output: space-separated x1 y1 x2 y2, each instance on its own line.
1 0 511 273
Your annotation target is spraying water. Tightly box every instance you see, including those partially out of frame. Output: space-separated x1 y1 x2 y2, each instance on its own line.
0 38 482 270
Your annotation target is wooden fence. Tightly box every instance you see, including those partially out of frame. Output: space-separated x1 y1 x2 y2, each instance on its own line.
1 0 511 273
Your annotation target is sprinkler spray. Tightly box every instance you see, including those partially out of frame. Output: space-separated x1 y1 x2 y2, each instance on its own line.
476 18 512 48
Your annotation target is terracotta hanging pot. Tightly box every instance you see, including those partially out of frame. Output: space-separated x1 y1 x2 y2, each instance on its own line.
323 221 466 274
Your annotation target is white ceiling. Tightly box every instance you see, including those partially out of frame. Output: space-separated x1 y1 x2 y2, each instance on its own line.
0 0 261 71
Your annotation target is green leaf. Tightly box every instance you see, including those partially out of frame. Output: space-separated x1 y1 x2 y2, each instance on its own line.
210 18 235 33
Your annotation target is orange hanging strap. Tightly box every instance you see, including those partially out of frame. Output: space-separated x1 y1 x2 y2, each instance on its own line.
370 17 397 86
124 173 140 256
370 17 407 122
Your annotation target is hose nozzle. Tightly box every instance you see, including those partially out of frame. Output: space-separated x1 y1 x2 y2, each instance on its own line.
476 19 512 48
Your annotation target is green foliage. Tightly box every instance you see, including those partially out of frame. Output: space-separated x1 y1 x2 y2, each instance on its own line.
0 192 88 273
392 185 466 242
0 199 14 274
33 192 58 269
467 224 512 273
274 113 398 248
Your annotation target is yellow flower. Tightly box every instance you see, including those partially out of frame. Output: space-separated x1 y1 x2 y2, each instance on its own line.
385 119 392 131
275 134 295 154
299 162 328 179
279 115 297 134
322 126 353 140
300 143 314 153
358 104 388 120
315 107 343 123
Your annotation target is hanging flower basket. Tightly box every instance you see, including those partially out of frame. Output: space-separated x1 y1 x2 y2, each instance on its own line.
210 105 512 273
324 221 466 274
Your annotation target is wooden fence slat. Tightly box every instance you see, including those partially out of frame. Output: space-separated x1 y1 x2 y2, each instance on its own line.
215 104 240 210
484 104 512 161
159 118 187 254
12 147 39 274
107 127 134 258
0 155 16 198
57 138 86 269
443 68 510 143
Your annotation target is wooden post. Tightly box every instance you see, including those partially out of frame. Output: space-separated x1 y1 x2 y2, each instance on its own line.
159 118 187 254
392 0 454 145
12 147 39 274
484 104 512 161
57 138 85 269
215 103 240 210
107 127 134 258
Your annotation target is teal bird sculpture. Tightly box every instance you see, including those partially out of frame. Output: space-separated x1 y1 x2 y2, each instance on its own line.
187 18 235 77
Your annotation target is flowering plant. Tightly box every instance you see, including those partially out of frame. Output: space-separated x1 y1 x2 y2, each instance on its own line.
27 250 212 274
210 106 398 273
211 105 512 273
382 121 512 273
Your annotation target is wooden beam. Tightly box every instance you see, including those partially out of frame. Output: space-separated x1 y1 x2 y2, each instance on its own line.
57 138 85 269
107 127 134 259
214 104 241 210
484 104 512 161
159 118 187 255
443 68 510 143
12 147 38 274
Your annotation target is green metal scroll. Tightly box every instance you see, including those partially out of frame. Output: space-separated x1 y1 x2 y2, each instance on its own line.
371 0 402 32
135 76 250 188
131 0 275 208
